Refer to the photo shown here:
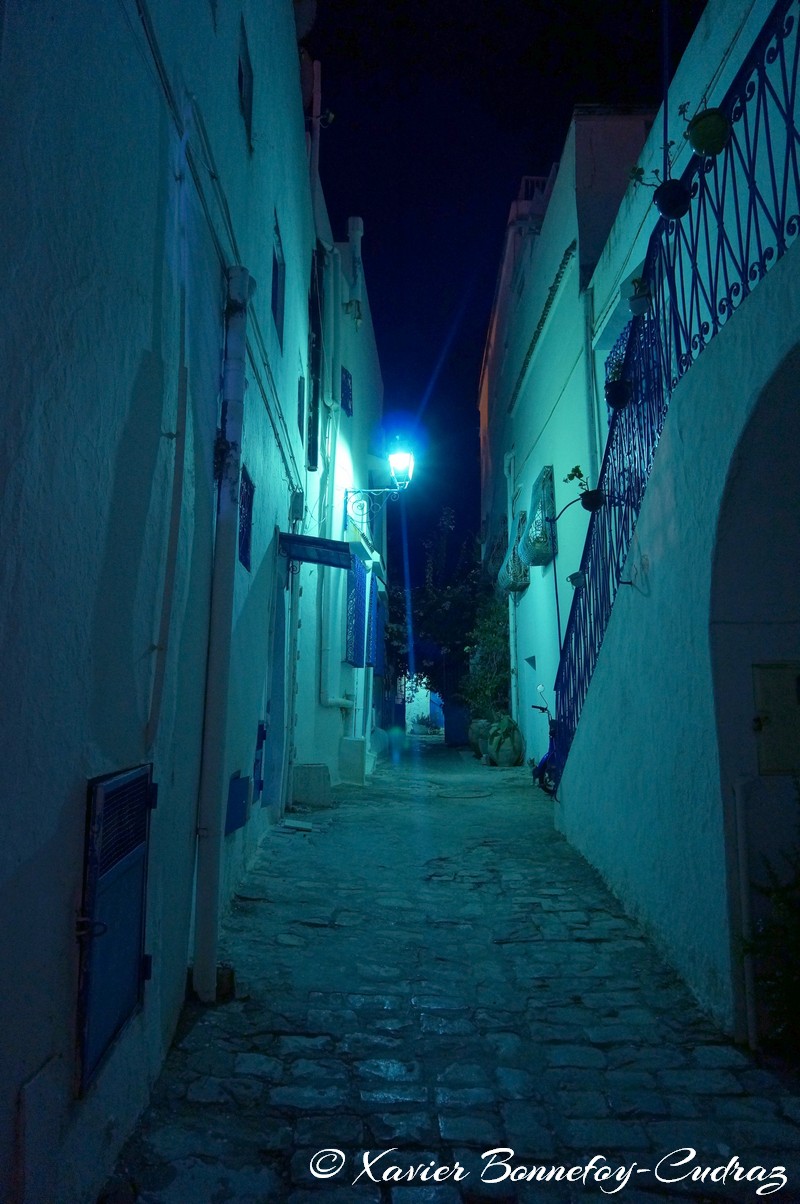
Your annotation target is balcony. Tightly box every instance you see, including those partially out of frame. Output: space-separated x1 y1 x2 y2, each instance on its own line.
553 0 800 780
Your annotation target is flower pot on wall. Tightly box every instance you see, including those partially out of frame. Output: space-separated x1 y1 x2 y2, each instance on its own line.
687 108 730 157
604 379 631 410
580 489 605 512
653 178 692 220
628 293 650 317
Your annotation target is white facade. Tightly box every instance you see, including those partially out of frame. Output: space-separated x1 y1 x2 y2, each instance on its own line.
0 2 386 1200
481 0 800 1035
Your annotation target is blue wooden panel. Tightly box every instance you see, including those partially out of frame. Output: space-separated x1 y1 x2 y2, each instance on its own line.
225 773 250 835
78 765 154 1093
345 555 367 667
366 575 378 667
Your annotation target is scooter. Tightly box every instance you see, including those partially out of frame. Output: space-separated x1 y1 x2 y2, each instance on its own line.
531 685 558 796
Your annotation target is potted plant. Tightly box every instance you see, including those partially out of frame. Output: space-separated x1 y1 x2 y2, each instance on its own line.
487 714 525 767
627 276 651 318
653 177 692 220
563 465 605 512
604 366 632 411
680 100 731 157
630 165 691 221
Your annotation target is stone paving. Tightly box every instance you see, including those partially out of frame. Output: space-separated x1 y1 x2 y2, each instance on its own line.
107 740 800 1202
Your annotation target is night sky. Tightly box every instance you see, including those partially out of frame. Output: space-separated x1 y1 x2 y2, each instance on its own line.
307 1 707 582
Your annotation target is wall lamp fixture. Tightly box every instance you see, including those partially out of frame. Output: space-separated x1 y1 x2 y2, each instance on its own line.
344 441 415 532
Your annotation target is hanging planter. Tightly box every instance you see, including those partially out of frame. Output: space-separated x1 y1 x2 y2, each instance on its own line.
563 466 605 513
627 276 651 318
687 107 730 157
604 378 631 411
580 488 605 512
653 177 692 220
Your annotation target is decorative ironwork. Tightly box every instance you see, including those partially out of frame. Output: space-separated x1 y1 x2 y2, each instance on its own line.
341 366 353 417
484 514 509 578
345 554 367 666
497 511 530 593
366 574 379 667
344 484 404 539
519 465 557 566
553 0 800 781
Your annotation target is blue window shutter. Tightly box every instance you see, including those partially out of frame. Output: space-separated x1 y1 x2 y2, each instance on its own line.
225 772 251 835
77 765 155 1093
374 597 387 677
239 466 255 571
345 555 367 666
366 574 378 667
341 367 353 417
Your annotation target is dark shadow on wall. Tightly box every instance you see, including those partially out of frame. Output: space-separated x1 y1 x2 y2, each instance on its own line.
89 110 169 760
89 348 165 760
711 342 800 1047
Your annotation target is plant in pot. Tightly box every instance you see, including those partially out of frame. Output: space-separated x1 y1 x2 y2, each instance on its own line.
487 713 525 767
563 465 605 512
627 276 651 319
679 99 730 158
630 164 692 221
604 363 632 411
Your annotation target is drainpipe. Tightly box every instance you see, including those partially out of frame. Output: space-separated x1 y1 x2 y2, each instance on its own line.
319 248 352 710
193 265 256 1003
582 287 601 488
503 451 519 722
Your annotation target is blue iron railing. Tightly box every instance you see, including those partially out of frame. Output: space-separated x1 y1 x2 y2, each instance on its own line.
553 0 800 777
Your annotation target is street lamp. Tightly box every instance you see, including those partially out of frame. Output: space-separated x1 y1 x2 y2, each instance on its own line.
344 440 414 532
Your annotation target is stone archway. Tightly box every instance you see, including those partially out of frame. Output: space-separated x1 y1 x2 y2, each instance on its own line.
711 344 800 1046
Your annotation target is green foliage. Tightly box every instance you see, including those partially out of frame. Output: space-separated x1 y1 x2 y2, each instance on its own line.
385 508 487 703
745 783 800 1059
458 594 511 720
412 713 440 732
563 464 590 493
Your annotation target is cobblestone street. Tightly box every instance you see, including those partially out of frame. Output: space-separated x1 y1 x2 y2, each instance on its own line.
109 741 800 1202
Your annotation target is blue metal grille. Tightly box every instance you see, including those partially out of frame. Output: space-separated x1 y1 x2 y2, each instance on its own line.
366 574 379 666
341 366 353 417
238 466 255 572
98 775 149 877
77 766 154 1092
519 465 557 566
374 596 387 677
554 0 800 780
346 555 367 666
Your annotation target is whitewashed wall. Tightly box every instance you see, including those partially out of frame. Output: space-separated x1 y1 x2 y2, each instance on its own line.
0 1 317 1199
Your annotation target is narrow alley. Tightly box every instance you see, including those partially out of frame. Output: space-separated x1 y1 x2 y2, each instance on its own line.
108 742 800 1203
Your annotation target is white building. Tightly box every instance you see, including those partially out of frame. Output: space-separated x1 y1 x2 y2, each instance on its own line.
0 2 387 1200
480 0 800 1040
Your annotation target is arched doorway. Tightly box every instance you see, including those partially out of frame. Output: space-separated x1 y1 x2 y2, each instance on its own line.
711 345 800 1048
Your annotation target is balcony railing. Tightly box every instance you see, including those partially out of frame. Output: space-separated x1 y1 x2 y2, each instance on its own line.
553 0 800 779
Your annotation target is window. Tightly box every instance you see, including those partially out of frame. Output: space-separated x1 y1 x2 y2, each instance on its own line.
345 556 368 667
297 374 305 437
239 466 255 571
341 367 353 417
238 19 253 149
271 215 286 349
